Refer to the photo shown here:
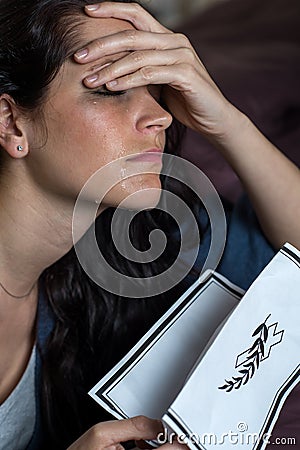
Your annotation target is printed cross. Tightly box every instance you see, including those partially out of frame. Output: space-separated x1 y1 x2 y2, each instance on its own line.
235 322 284 368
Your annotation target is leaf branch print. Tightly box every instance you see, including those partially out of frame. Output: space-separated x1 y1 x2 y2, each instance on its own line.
219 314 272 392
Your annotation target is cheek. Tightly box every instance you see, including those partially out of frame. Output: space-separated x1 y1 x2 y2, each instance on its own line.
46 103 131 187
81 108 145 173
27 107 130 201
41 99 163 208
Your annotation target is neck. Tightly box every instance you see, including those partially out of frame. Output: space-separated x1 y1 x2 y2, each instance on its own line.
0 176 77 297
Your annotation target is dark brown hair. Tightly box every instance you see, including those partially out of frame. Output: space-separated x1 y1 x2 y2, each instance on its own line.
0 1 199 448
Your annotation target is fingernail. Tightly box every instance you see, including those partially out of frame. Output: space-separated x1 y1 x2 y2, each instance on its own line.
107 80 118 87
85 4 100 11
75 48 88 59
85 74 98 83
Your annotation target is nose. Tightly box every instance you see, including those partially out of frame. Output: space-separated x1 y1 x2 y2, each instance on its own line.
135 88 173 135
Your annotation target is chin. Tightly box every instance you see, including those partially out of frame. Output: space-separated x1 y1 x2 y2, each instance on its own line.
100 174 162 210
120 188 162 210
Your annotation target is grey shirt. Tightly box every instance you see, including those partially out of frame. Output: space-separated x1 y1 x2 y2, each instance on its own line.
0 346 36 450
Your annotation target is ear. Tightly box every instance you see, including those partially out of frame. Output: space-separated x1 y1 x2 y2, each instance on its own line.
0 94 29 159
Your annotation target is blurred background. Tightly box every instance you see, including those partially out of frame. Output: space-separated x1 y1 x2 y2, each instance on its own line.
139 0 300 204
140 0 226 27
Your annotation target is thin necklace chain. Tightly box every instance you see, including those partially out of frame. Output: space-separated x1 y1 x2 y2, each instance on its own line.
0 280 37 299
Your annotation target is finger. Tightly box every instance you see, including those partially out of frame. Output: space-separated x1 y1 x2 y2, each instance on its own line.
91 416 163 446
84 48 196 87
99 64 196 94
74 30 190 64
85 2 170 33
105 445 125 450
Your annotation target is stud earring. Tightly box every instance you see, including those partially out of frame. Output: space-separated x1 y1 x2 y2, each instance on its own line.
17 145 23 152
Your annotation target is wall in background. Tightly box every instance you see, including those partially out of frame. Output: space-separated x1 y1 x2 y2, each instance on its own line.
140 0 226 27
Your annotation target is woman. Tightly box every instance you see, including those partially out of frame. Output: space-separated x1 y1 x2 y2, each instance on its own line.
0 0 299 449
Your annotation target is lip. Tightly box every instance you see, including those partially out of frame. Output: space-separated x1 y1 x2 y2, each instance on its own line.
127 148 163 163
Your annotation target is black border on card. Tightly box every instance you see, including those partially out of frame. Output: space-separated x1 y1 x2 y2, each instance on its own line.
282 245 300 268
255 365 300 450
164 366 300 450
95 273 243 413
163 245 300 450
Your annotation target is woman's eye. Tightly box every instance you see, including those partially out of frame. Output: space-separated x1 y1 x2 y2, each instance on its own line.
93 87 127 97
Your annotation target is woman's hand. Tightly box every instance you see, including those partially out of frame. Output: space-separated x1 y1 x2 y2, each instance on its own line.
67 415 187 450
74 2 300 250
67 415 161 450
74 2 238 140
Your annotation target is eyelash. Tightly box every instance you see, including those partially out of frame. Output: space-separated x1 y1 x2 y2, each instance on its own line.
93 87 127 97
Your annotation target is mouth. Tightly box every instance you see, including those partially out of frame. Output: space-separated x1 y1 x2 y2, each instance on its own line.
126 148 163 163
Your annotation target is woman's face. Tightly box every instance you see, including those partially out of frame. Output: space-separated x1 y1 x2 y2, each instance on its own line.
27 17 173 210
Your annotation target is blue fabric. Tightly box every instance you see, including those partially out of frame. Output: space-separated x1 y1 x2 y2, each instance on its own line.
218 195 275 290
25 196 276 448
183 195 276 291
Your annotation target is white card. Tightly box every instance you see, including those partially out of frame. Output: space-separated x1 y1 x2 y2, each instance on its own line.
89 271 243 419
89 244 300 450
163 243 300 450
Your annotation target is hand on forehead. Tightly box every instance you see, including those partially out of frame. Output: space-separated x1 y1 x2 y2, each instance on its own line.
76 16 135 81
